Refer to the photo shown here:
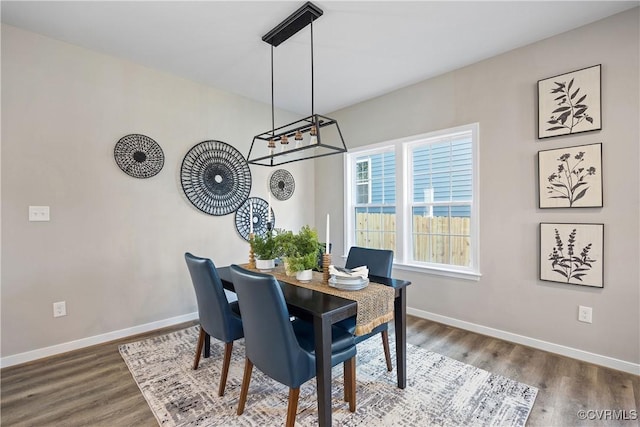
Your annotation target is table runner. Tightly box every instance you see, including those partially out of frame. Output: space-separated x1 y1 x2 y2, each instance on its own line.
242 264 395 336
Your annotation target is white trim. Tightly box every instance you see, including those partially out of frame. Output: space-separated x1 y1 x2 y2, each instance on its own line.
344 123 480 275
407 307 640 375
355 158 372 204
0 312 199 368
394 263 482 281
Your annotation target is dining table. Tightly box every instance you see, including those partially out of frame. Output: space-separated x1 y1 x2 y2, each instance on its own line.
217 265 411 427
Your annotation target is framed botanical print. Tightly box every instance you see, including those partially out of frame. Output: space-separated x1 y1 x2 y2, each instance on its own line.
540 223 604 288
538 65 601 139
538 143 602 208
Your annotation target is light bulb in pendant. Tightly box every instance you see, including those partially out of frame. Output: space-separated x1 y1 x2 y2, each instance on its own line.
279 134 289 152
294 130 303 148
309 126 318 145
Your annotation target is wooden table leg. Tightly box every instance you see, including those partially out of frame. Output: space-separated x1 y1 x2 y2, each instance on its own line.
204 333 211 359
394 287 407 388
314 315 332 427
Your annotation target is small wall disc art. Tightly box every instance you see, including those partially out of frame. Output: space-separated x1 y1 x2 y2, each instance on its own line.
114 134 164 178
235 197 275 241
538 143 602 208
538 64 601 139
540 223 603 288
180 140 252 216
269 169 295 201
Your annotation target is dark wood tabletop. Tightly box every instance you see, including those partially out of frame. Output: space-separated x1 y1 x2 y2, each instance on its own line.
218 266 358 324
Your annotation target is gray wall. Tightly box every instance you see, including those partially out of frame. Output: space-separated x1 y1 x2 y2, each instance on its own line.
1 24 314 359
317 9 639 366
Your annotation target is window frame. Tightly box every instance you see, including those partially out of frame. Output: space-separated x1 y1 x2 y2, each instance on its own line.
355 158 372 204
344 123 481 281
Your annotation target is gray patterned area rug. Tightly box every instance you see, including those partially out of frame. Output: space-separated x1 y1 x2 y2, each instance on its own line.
119 326 537 426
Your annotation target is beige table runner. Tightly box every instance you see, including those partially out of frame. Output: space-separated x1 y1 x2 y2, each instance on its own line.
242 264 395 336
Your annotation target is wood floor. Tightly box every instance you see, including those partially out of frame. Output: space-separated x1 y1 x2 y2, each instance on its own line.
2 316 638 426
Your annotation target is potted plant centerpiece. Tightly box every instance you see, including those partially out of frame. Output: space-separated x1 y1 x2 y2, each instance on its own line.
274 229 297 276
251 230 277 272
286 225 320 282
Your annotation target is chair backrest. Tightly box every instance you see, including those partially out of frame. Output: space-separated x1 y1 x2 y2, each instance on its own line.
345 246 394 278
229 265 314 387
185 252 239 342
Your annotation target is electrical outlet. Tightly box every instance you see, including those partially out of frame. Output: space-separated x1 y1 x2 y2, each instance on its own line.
578 305 592 323
53 301 67 317
29 206 50 221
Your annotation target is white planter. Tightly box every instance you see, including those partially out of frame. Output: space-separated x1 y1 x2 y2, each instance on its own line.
255 259 275 272
296 269 313 283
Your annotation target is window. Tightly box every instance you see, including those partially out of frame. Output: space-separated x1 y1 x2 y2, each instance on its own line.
347 148 396 252
344 123 480 279
355 159 371 204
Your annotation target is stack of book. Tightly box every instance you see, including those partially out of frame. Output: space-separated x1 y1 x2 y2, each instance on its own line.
327 265 369 291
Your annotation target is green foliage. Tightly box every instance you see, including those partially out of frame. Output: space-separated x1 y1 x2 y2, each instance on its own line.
274 229 296 259
275 225 320 271
287 251 318 272
251 231 277 260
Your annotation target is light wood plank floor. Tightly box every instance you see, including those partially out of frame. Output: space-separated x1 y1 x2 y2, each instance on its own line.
2 316 638 426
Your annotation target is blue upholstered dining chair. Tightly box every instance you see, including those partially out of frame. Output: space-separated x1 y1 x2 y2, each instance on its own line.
184 252 244 397
229 265 357 426
335 246 394 371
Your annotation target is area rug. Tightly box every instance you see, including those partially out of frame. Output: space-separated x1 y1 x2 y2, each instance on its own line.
119 326 537 426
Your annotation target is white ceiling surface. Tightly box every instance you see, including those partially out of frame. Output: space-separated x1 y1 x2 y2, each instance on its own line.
2 1 637 115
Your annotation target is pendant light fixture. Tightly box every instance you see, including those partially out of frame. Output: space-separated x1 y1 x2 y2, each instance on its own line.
247 1 348 167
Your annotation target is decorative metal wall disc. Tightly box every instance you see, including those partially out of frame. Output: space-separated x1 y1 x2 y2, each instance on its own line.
181 140 252 216
235 197 275 241
114 134 164 178
269 169 295 201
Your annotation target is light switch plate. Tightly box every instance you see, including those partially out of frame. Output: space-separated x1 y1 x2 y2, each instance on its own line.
29 206 50 221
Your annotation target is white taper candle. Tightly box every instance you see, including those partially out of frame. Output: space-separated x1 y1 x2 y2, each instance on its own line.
325 213 330 254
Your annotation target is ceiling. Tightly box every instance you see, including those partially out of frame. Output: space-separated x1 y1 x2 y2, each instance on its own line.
2 1 637 115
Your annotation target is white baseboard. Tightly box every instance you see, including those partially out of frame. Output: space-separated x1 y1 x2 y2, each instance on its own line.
0 312 199 369
408 307 640 376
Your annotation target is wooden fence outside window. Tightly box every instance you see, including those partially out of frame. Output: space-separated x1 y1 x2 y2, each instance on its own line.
354 212 471 266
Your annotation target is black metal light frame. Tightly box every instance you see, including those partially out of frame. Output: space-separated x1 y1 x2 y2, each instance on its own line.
247 1 347 167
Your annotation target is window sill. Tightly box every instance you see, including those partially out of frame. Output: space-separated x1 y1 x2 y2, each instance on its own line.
393 263 481 281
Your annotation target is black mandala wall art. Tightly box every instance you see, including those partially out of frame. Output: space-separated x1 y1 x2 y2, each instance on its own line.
114 134 164 178
181 140 252 216
235 197 275 241
269 169 295 201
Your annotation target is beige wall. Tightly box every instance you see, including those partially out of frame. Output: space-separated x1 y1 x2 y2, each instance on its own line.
1 24 314 359
317 8 639 367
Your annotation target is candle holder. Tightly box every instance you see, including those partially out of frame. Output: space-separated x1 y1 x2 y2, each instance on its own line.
248 233 256 269
322 253 331 284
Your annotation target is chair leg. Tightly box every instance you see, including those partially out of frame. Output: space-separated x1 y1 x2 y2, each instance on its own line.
237 358 253 416
344 357 356 412
343 361 349 402
218 341 234 396
286 387 300 427
381 329 393 372
193 327 206 370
